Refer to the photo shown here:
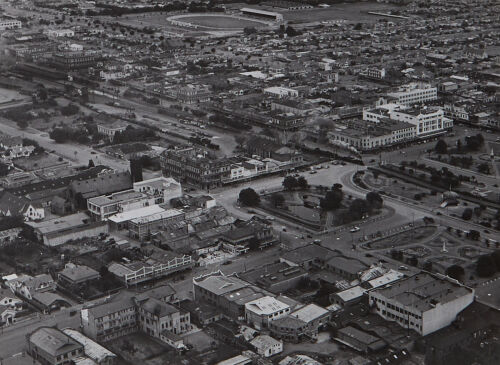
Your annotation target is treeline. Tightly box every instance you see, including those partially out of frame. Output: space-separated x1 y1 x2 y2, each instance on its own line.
209 112 252 131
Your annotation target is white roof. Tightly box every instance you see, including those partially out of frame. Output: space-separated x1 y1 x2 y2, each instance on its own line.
245 296 289 315
250 335 281 350
368 270 405 289
217 355 252 365
63 329 116 362
290 303 329 323
108 205 165 223
129 208 183 224
335 286 366 302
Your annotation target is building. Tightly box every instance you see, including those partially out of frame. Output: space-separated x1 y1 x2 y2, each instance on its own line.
245 296 291 330
239 262 308 294
69 171 132 209
241 8 283 22
264 87 299 99
269 304 330 342
62 329 117 365
0 191 45 221
326 256 368 281
6 274 55 300
0 18 22 30
389 107 453 138
81 297 138 342
250 335 283 357
128 208 185 240
160 147 231 189
28 327 84 365
335 326 386 353
368 272 475 336
81 294 190 348
360 67 386 80
387 83 438 106
108 253 192 286
51 51 102 71
97 123 128 141
193 272 271 320
57 263 100 289
44 29 75 38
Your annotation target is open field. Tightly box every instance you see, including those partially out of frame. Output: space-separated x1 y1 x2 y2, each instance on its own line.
282 3 405 23
0 87 22 104
178 15 267 29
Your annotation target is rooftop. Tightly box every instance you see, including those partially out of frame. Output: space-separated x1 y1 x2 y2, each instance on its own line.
370 272 474 312
29 327 82 356
245 296 289 315
62 329 116 363
290 303 329 323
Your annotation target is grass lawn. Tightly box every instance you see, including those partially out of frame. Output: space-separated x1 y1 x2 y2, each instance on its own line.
179 15 266 29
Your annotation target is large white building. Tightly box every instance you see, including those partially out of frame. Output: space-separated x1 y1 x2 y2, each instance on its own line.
88 177 182 221
387 83 438 106
368 272 474 336
364 106 452 138
0 19 22 30
264 86 299 99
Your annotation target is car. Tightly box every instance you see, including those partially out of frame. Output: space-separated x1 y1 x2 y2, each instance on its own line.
91 151 97 154
313 239 321 243
399 265 408 271
309 171 317 174
350 226 360 233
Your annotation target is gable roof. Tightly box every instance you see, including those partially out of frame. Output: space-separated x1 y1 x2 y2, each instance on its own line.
0 191 30 216
29 327 82 356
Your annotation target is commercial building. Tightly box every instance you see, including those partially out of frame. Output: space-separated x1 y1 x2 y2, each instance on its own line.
27 327 84 365
88 176 183 222
44 29 75 38
387 83 438 106
108 252 192 286
269 304 330 342
360 67 386 80
245 296 291 330
193 272 271 320
128 208 185 240
264 86 299 99
62 328 117 365
0 18 22 30
166 84 211 104
51 51 103 71
81 293 190 348
368 272 474 336
160 147 231 189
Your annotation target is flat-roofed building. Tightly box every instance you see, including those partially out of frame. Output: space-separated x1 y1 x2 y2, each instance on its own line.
368 272 474 336
387 82 437 106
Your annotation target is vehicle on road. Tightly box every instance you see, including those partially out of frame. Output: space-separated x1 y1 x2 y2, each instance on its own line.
350 226 360 233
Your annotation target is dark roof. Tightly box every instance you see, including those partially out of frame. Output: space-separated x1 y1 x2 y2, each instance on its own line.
0 191 30 215
7 166 109 196
70 171 132 197
29 327 82 356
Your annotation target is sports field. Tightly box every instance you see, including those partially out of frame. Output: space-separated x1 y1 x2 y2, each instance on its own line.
0 87 21 104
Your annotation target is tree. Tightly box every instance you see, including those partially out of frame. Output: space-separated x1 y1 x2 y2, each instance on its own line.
491 251 500 271
243 27 257 35
462 208 473 220
297 176 309 190
88 159 95 168
248 237 260 251
434 139 448 154
270 193 285 208
477 163 490 175
239 188 260 206
0 162 10 177
476 255 497 277
349 198 370 220
320 189 343 211
17 119 28 130
283 176 298 191
446 264 465 281
366 191 383 209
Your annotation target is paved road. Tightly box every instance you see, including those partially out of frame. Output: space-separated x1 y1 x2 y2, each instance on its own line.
0 117 130 172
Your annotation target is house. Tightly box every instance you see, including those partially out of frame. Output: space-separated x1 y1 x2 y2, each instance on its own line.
6 273 56 300
28 327 84 365
250 335 283 357
58 263 100 289
245 296 291 330
279 354 323 365
0 191 45 221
